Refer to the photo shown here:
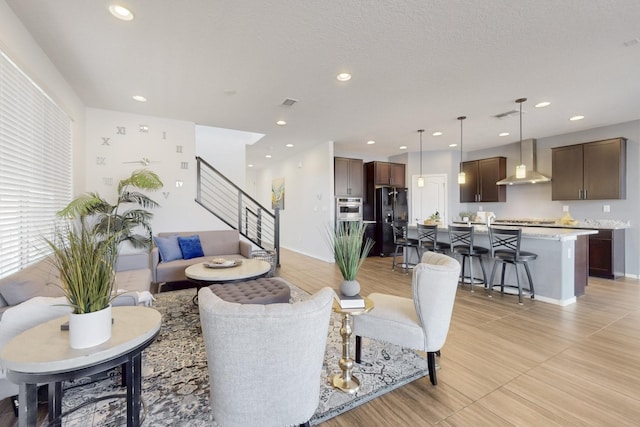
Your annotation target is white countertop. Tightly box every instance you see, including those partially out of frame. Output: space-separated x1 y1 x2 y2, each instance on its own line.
417 223 598 241
472 225 599 241
489 218 629 230
454 218 629 230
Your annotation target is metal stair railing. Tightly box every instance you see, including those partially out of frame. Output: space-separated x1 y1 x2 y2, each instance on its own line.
195 156 280 266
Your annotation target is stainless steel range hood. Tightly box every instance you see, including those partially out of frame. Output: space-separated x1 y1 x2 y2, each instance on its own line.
496 139 552 185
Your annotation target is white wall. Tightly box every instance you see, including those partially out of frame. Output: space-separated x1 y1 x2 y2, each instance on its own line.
85 108 260 238
0 0 85 195
196 125 264 190
252 142 335 262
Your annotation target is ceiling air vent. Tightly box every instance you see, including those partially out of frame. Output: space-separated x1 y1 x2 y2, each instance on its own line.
493 109 520 120
281 98 298 106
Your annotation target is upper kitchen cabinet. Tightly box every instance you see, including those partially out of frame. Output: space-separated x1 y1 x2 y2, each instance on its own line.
334 157 363 196
552 137 626 200
365 161 406 187
460 157 507 203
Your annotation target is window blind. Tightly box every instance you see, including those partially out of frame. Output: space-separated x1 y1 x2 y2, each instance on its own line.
0 50 72 278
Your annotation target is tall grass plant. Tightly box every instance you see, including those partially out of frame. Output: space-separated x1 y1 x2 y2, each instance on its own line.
327 222 375 281
45 226 118 314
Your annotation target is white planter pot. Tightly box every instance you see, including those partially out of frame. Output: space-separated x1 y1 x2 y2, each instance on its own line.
339 279 360 297
68 305 112 349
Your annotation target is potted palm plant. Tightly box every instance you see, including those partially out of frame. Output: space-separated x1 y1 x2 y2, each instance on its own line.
45 225 118 349
327 221 375 296
57 169 163 249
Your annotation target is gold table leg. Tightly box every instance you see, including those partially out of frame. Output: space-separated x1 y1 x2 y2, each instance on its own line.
332 312 360 393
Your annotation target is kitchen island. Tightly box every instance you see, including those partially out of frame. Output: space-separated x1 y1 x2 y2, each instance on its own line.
408 225 598 306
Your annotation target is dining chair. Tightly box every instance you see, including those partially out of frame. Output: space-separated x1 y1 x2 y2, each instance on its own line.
487 226 537 304
447 224 488 291
416 223 450 257
353 251 461 385
390 221 420 273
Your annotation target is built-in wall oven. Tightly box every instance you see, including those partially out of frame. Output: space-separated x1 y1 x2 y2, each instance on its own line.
335 196 363 227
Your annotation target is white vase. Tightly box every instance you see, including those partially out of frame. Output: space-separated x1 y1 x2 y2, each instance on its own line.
340 279 360 297
68 305 112 349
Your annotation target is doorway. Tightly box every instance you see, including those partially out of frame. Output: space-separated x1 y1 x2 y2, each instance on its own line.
411 174 448 225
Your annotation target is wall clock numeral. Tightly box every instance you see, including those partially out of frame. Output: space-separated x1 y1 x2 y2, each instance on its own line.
101 137 111 146
163 131 167 140
175 180 184 188
180 162 189 169
139 125 149 133
116 126 126 135
162 192 170 199
103 177 113 185
96 157 106 165
176 145 183 153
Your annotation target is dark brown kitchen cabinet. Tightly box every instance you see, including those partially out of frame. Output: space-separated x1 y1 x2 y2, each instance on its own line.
459 157 506 203
551 137 626 200
589 229 625 279
365 161 405 187
334 157 363 196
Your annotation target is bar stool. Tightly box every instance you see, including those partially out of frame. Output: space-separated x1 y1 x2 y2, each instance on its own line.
416 223 450 257
448 225 488 291
487 227 537 304
390 221 420 273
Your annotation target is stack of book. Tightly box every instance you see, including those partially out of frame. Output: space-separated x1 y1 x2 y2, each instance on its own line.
337 292 365 309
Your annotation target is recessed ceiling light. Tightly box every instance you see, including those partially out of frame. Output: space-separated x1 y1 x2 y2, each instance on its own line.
499 132 510 137
367 140 376 145
132 95 147 102
432 131 443 137
569 115 585 121
336 73 352 82
276 120 287 126
399 146 407 150
109 4 134 21
535 101 551 108
449 143 458 148
247 164 254 168
285 144 294 148
265 154 272 158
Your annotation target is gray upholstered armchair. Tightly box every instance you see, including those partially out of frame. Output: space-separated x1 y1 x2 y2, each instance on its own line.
353 251 460 385
198 286 333 427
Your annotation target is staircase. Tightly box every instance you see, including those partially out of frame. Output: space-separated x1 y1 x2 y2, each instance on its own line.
195 156 280 265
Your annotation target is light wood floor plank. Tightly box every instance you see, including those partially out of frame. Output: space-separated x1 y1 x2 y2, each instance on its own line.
503 372 640 426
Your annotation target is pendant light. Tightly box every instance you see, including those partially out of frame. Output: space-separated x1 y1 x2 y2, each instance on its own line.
417 129 425 187
457 116 466 184
515 98 527 179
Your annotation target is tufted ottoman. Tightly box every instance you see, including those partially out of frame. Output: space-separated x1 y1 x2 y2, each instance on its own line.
208 277 291 304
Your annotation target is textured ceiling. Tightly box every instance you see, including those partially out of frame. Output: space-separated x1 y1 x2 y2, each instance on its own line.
6 0 640 168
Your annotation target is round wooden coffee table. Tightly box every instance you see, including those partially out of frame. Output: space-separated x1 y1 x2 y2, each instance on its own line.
185 259 271 304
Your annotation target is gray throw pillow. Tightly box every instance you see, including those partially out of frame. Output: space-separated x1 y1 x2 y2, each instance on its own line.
153 235 183 262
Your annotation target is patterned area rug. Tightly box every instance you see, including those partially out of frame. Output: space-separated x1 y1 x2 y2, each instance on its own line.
55 285 429 426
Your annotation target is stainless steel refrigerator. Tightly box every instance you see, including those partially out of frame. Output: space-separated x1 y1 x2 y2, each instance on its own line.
370 186 409 256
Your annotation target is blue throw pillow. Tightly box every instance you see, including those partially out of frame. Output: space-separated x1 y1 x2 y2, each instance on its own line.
178 235 205 260
153 235 183 262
